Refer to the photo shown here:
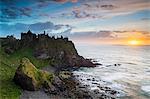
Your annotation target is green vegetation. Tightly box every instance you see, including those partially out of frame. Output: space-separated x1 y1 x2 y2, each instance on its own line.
16 58 54 90
0 48 50 99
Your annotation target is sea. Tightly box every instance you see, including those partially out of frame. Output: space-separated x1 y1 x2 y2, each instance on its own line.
73 45 150 99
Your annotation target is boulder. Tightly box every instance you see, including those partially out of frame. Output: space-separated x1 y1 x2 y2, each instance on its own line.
13 58 54 91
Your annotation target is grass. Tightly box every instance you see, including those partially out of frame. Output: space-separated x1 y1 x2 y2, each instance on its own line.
0 48 50 99
18 58 54 90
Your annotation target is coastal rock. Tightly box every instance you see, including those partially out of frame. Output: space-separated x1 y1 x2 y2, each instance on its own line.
76 57 96 67
13 58 54 91
59 71 73 79
13 58 101 98
1 30 96 68
52 76 66 91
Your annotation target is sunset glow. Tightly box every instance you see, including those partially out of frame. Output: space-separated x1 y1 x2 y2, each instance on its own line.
128 40 141 45
0 0 150 45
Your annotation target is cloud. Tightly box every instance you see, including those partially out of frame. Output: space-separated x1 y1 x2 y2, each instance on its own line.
100 4 117 10
54 0 68 2
39 13 50 17
1 0 149 23
37 2 49 8
62 0 150 19
112 30 149 34
19 7 32 17
29 22 54 31
49 24 73 35
54 0 78 3
0 6 32 22
96 31 115 38
0 21 72 37
54 24 71 30
1 7 18 19
0 0 78 22
65 30 150 40
71 8 102 19
141 18 150 21
68 31 115 39
111 30 150 38
72 10 89 18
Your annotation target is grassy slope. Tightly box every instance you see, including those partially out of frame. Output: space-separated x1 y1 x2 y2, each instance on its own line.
0 48 50 99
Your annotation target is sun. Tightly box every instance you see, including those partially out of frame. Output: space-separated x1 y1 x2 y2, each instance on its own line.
128 40 140 45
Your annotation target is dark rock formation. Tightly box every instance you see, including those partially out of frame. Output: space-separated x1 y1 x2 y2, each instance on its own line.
13 58 54 91
14 58 94 98
0 35 20 54
1 30 96 68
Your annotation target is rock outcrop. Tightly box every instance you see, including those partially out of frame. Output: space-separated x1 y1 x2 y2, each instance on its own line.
14 58 118 99
14 58 90 98
13 58 54 91
1 30 96 68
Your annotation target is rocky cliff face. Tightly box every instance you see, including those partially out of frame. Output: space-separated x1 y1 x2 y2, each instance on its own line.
1 30 96 68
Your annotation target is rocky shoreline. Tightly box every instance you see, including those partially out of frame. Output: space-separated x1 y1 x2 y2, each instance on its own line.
20 73 120 99
20 74 119 99
73 72 120 99
17 58 119 99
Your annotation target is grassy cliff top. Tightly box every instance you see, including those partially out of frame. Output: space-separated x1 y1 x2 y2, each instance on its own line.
0 48 50 99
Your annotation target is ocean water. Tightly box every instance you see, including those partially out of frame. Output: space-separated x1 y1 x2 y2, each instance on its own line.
74 45 150 99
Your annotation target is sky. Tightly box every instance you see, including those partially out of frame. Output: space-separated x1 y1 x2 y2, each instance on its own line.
0 0 150 45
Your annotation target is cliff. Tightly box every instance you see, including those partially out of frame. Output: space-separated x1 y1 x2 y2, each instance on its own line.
1 30 96 68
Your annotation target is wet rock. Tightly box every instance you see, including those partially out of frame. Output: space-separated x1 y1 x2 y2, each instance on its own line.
94 63 102 65
106 65 112 67
114 63 121 66
92 82 99 85
52 76 67 92
52 76 62 87
84 84 90 87
75 89 93 99
93 89 100 94
87 78 91 81
105 86 111 90
110 90 117 95
92 78 95 81
76 75 80 77
79 86 86 89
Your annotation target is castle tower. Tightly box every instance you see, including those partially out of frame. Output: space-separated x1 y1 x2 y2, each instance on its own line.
27 30 32 34
21 30 36 43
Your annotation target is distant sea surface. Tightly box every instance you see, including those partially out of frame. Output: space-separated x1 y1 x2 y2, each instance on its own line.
74 45 150 99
